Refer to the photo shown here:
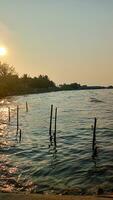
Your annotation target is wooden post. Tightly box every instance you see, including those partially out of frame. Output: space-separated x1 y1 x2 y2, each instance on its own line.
54 107 57 148
17 105 19 133
49 104 53 146
8 107 11 123
92 117 97 151
26 101 28 112
19 129 22 142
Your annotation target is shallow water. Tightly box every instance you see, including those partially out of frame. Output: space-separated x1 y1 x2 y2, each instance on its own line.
0 89 113 194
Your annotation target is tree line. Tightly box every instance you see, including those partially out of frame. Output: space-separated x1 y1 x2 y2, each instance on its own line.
0 62 112 98
0 62 56 97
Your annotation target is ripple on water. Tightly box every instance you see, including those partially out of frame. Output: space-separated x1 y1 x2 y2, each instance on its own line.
1 89 113 194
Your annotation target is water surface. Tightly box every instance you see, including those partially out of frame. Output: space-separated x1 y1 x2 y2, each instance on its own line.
0 89 113 194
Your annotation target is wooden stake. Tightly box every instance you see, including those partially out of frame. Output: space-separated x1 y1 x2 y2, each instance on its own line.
17 105 19 133
49 104 53 145
92 117 97 151
26 101 28 112
8 107 11 123
19 129 22 142
54 107 57 148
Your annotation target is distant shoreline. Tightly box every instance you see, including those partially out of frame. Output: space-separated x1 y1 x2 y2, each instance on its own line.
0 86 113 99
0 62 113 99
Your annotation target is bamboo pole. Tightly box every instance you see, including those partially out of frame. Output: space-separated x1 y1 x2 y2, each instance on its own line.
8 107 11 123
19 129 22 142
54 107 57 148
49 104 53 146
26 101 28 112
92 117 97 151
17 105 19 133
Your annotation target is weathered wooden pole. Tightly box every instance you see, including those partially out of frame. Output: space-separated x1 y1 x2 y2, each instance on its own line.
26 101 28 112
92 117 97 151
19 129 22 142
49 104 53 146
17 105 19 133
8 107 11 123
54 107 57 148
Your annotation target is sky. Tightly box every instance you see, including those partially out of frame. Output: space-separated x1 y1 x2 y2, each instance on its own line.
0 0 113 85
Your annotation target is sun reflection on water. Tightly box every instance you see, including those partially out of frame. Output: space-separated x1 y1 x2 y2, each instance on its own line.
1 91 113 194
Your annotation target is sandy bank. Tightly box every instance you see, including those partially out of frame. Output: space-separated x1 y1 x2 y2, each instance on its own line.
0 193 113 200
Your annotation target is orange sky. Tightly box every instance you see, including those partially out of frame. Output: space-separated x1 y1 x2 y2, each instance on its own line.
0 1 113 86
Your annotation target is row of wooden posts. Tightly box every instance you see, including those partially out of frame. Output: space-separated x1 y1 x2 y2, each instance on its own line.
7 102 58 147
49 105 97 155
8 101 28 123
7 101 97 155
7 102 28 142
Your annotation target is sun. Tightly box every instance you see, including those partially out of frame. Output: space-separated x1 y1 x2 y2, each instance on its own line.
0 47 7 56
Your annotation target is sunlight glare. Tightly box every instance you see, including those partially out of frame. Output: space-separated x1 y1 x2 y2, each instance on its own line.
0 47 7 56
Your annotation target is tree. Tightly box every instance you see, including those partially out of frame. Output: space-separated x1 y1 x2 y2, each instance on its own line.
0 62 19 96
0 62 16 78
59 82 81 90
0 62 56 97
